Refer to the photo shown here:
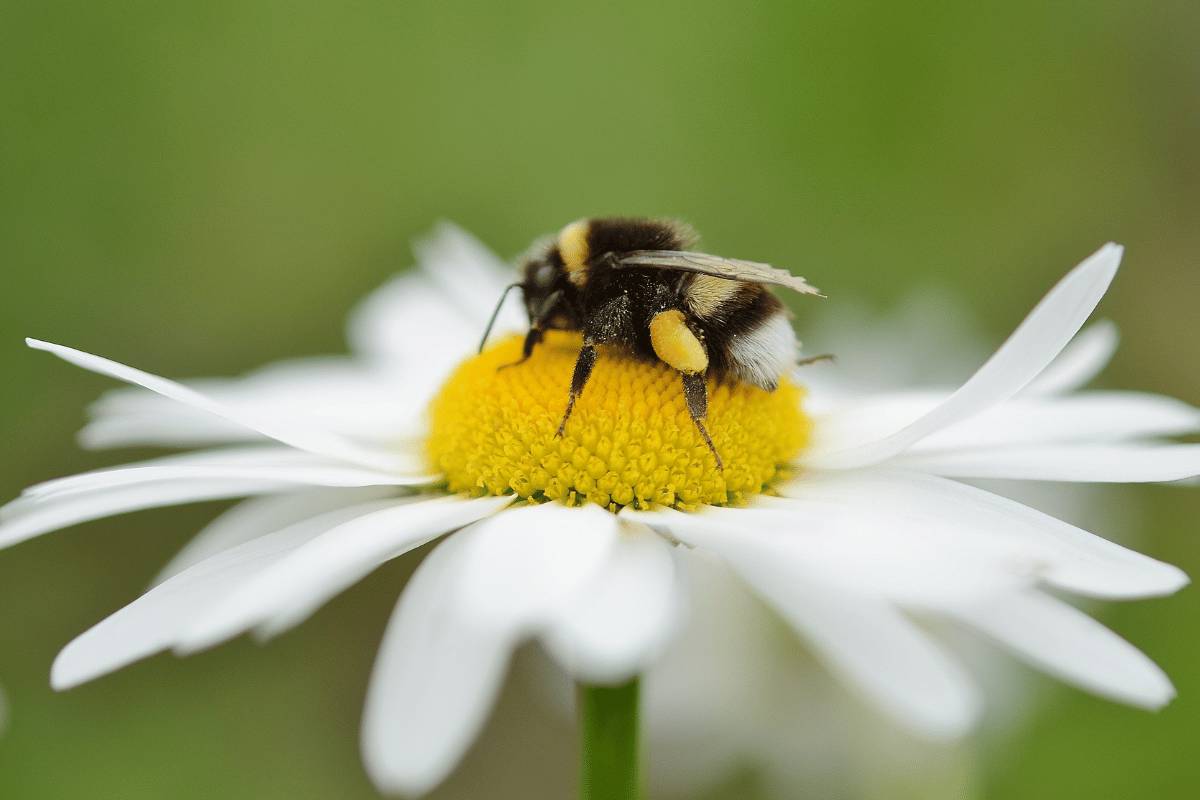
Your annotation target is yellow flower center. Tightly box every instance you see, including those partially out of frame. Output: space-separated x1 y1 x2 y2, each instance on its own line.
426 332 812 511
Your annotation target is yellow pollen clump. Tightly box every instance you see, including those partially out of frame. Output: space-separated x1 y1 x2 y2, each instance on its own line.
426 332 813 511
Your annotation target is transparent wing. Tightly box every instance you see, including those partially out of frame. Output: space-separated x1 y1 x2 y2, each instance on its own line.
617 250 821 295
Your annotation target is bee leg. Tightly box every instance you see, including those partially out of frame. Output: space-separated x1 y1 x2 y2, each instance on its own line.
555 343 597 438
796 353 835 367
497 327 544 371
648 309 721 469
680 372 723 470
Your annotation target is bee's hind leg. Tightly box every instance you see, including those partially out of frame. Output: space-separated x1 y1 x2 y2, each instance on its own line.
680 372 723 470
555 343 597 438
497 327 544 371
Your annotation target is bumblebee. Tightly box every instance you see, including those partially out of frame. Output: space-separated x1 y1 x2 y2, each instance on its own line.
479 217 821 469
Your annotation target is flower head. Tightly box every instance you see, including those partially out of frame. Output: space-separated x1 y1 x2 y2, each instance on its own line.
428 330 809 509
1 223 1195 795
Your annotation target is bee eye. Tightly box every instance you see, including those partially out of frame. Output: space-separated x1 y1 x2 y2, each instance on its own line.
533 264 555 288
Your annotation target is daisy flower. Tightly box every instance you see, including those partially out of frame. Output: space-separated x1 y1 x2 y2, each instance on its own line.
1 223 1195 797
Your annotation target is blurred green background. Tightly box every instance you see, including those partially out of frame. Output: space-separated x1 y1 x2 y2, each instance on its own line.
1 1 1198 798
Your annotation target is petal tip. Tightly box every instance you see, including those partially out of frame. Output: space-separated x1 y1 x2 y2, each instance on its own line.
1121 672 1176 711
1094 241 1124 265
1092 242 1124 276
361 734 449 799
413 219 476 262
49 650 89 692
900 685 984 742
1162 565 1191 595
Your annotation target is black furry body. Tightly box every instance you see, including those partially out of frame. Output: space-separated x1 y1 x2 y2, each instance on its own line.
516 217 788 389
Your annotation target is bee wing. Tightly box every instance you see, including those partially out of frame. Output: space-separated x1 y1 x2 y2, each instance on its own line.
617 250 821 295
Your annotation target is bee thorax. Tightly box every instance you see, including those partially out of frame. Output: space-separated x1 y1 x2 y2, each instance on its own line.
686 274 742 317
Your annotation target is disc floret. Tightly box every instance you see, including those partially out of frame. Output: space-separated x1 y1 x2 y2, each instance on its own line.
426 333 811 511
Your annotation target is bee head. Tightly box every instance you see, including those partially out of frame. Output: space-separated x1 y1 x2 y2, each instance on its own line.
517 238 576 329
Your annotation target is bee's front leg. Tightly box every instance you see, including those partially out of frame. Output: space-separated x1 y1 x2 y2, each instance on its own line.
497 327 544 371
555 294 633 436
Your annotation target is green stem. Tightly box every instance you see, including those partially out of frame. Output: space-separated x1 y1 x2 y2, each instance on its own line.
579 678 641 800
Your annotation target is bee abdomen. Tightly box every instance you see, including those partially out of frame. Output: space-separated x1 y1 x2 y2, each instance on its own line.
725 311 798 391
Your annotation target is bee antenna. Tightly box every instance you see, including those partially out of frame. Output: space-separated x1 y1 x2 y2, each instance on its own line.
478 283 523 353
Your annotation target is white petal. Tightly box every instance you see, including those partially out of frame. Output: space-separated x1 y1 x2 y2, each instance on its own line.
347 272 479 364
178 495 512 651
362 503 620 795
909 392 1200 453
898 443 1200 483
23 446 357 496
641 502 1014 604
412 220 525 331
0 479 292 549
347 221 522 368
808 243 1122 469
804 392 945 460
629 508 981 738
949 589 1174 708
153 487 399 584
1020 319 1119 396
810 384 1200 480
451 503 620 628
775 470 1188 599
28 339 405 472
80 406 263 449
542 523 682 684
82 357 432 449
725 556 981 740
10 447 274 504
361 531 509 797
807 384 1198 459
22 455 430 502
50 501 391 689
